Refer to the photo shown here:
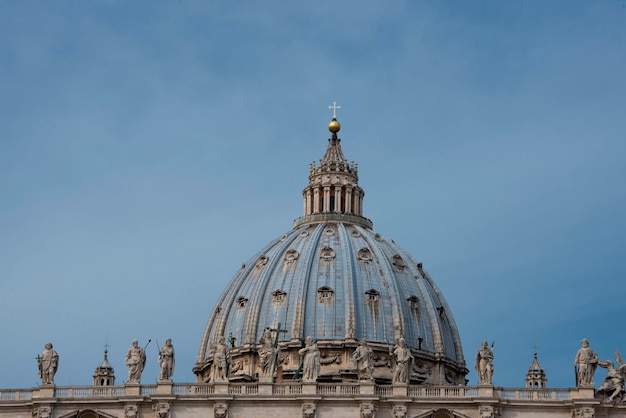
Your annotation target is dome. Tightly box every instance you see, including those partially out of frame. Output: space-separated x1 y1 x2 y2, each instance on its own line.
194 111 467 385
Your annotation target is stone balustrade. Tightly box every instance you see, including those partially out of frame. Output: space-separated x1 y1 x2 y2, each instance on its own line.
0 384 574 402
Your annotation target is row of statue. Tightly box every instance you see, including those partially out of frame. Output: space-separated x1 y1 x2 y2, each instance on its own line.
36 339 175 385
36 335 626 402
472 337 626 402
209 333 418 384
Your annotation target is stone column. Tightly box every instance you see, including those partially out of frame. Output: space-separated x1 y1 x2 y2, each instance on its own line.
313 188 320 213
305 189 312 215
345 187 353 214
323 186 331 212
334 187 342 213
354 190 361 215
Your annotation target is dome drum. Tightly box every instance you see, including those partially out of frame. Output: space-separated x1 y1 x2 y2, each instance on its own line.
194 337 467 385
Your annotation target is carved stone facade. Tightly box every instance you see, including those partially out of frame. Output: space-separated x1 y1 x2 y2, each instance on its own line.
572 406 595 418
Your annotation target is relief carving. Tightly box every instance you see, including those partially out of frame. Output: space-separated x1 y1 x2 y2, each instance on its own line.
320 351 341 365
360 403 377 418
124 405 138 418
571 407 595 418
214 402 228 418
479 405 501 418
153 402 170 418
34 406 52 418
392 405 407 418
302 402 316 418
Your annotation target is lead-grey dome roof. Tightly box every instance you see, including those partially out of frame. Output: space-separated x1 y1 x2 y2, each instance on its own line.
195 116 466 377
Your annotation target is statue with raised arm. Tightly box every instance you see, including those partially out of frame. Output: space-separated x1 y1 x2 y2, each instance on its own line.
392 337 413 384
475 341 494 385
596 350 626 402
37 342 59 385
125 339 146 383
158 338 175 381
298 336 320 382
352 339 374 381
575 338 598 387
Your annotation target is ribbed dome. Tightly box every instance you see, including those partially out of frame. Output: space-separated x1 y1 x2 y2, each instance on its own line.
194 111 467 385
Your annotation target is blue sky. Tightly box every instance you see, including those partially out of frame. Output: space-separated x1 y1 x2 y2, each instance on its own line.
1 1 625 389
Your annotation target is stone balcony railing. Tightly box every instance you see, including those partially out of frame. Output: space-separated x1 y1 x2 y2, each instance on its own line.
0 383 575 402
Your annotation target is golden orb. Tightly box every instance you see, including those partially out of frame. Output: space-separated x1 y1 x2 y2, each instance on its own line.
328 118 341 133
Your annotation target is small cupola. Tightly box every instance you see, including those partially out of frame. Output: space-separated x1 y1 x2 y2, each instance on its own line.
294 102 371 229
93 347 115 386
525 350 547 389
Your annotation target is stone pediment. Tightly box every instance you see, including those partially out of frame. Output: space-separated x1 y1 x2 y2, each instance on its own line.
412 410 473 418
57 410 119 418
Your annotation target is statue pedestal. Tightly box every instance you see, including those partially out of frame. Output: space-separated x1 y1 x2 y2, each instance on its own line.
258 383 273 395
156 381 173 394
574 387 596 400
214 382 230 394
392 384 408 397
258 376 273 384
36 385 55 398
124 383 141 396
360 382 375 395
302 382 317 395
477 384 494 398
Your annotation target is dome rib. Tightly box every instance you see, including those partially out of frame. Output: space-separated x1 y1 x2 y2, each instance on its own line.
361 230 406 344
337 224 357 341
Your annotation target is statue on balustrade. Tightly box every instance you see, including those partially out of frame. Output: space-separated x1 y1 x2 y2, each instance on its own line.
125 339 146 384
392 337 413 384
352 339 374 381
298 336 320 382
158 338 175 381
596 350 626 402
575 338 598 387
475 340 494 385
213 336 230 381
37 342 59 385
258 328 275 376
